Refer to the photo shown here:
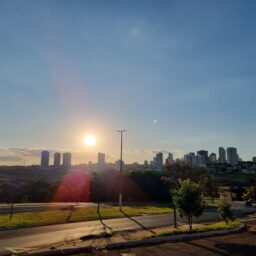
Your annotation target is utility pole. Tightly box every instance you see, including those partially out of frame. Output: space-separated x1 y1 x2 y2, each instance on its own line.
117 129 126 211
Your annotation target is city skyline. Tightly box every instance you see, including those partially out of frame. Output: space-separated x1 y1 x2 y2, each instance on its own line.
1 144 255 167
1 1 256 165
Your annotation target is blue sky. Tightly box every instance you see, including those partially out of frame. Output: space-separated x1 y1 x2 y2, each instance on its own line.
0 0 256 164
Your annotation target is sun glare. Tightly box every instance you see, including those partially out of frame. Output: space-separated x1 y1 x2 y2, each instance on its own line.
84 135 96 146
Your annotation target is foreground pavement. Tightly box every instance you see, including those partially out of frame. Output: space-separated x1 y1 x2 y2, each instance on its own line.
0 212 219 255
78 225 256 256
0 203 254 255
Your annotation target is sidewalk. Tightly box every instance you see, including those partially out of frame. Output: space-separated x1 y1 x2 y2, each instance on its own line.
25 219 251 256
3 206 256 256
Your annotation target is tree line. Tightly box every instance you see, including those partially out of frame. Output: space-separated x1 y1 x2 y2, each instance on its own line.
0 164 219 204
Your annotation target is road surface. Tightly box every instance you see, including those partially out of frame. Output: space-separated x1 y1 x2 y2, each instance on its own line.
83 215 256 256
84 223 256 256
0 212 219 255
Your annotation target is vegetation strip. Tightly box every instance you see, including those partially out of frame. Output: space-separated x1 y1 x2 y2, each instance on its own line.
0 204 173 229
146 221 241 238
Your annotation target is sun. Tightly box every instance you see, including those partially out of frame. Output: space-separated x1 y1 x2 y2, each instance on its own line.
84 135 96 146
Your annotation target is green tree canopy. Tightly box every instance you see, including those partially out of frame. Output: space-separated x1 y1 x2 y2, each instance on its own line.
173 179 205 230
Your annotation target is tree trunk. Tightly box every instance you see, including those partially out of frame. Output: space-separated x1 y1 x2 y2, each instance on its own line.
173 206 177 228
188 216 193 230
10 203 14 220
97 200 100 215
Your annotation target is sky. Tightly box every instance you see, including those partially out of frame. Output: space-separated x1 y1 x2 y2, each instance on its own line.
0 0 256 165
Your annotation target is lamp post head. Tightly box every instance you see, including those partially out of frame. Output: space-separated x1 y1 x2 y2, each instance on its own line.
117 130 127 133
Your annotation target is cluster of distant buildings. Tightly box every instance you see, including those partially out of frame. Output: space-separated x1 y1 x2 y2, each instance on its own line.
147 147 255 171
183 147 240 167
41 151 72 168
40 147 256 171
40 151 107 170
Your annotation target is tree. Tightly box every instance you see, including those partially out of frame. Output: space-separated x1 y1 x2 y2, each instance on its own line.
0 182 23 220
90 172 106 214
162 162 210 228
218 199 234 223
203 173 218 202
173 179 205 230
242 186 256 201
23 180 54 202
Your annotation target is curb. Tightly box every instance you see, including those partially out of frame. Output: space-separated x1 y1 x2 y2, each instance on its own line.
22 225 245 256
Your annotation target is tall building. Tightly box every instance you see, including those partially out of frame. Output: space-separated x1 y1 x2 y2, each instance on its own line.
155 152 163 170
218 147 226 163
209 153 217 164
63 152 72 168
227 147 238 167
54 152 61 167
166 153 174 164
197 150 208 165
196 153 204 167
116 159 125 170
97 152 105 169
41 151 50 167
184 152 196 166
253 157 256 163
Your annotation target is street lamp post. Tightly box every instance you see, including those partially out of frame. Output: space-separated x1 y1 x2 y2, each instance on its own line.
117 129 126 211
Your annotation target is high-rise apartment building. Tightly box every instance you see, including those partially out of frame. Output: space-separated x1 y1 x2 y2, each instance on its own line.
184 152 196 166
41 151 50 167
54 152 61 167
155 152 163 170
218 147 226 163
209 153 217 163
97 152 105 169
167 153 174 164
196 153 204 167
227 147 238 167
197 150 208 165
63 152 72 168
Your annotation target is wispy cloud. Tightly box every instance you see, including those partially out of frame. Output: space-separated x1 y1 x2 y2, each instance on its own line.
0 156 22 162
129 26 143 37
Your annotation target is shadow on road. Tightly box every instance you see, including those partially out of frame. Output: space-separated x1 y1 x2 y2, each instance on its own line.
120 210 156 234
65 205 76 222
187 241 229 256
98 207 113 234
187 238 256 256
215 242 256 256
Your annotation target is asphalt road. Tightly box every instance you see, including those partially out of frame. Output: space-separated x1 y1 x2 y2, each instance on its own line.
0 212 219 255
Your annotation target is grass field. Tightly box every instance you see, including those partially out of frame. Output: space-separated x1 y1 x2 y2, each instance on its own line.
148 221 242 238
0 202 220 229
0 204 174 229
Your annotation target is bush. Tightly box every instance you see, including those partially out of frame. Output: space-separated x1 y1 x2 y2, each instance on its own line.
218 199 234 223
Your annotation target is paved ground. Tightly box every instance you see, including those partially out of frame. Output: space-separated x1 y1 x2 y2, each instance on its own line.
0 212 221 255
76 227 256 256
0 203 254 256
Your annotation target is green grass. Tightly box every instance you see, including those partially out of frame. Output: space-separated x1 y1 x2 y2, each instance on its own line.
149 221 241 238
0 203 220 229
205 203 219 210
0 204 173 229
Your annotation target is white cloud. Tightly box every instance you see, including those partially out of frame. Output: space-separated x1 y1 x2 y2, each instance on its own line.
129 26 142 37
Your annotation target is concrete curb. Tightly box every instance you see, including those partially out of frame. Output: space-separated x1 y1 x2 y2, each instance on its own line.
22 225 245 256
